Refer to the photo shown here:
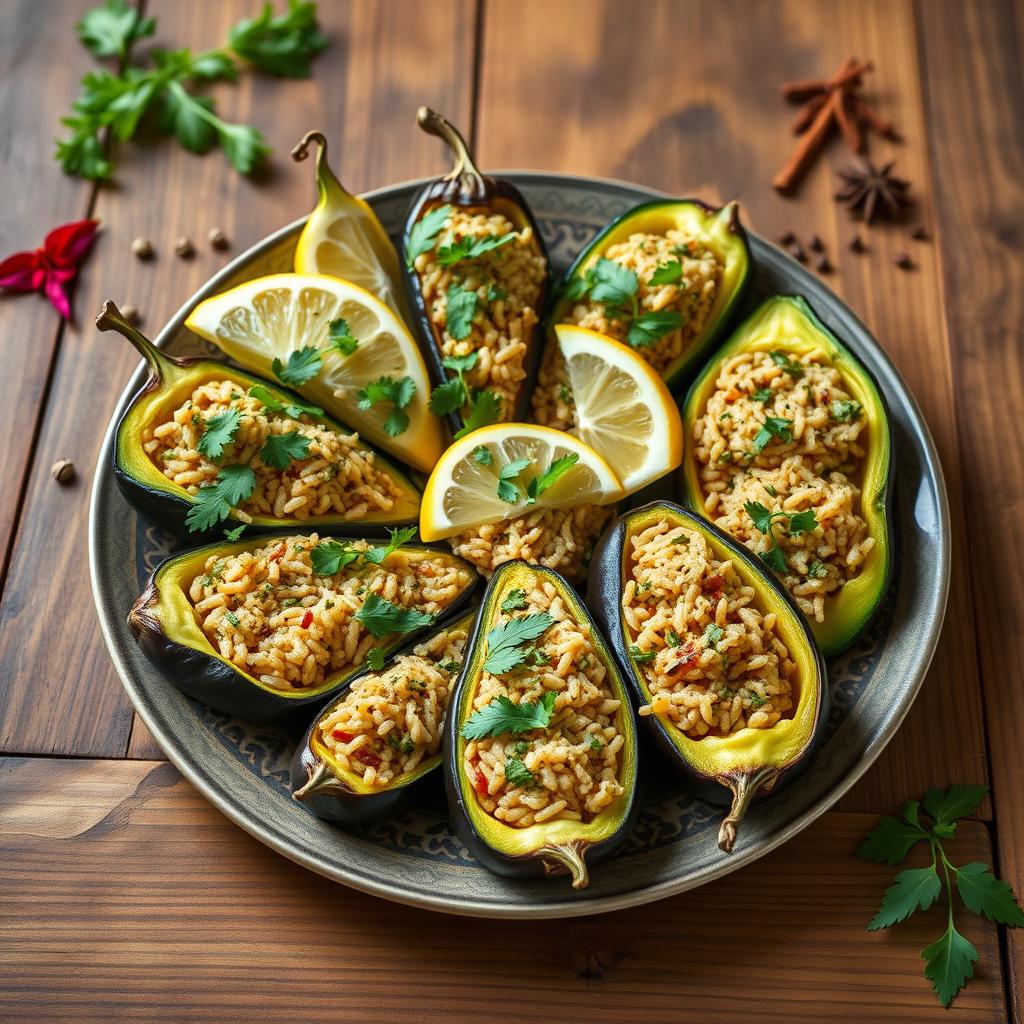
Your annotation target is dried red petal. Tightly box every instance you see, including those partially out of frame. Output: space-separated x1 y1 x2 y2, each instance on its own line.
43 274 71 320
0 250 42 291
43 219 100 267
300 609 314 629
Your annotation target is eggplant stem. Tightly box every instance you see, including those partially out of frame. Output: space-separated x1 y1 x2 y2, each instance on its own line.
717 765 781 854
95 300 181 380
292 760 342 802
540 841 590 890
291 130 347 203
416 106 484 190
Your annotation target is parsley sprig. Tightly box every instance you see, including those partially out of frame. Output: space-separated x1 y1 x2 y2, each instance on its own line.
405 204 453 268
437 232 516 267
196 409 242 460
354 593 435 638
743 500 819 574
859 785 1024 1007
752 415 794 454
272 347 322 387
482 613 555 674
185 464 257 532
327 317 359 356
357 376 416 437
460 691 557 740
310 527 416 576
247 385 323 420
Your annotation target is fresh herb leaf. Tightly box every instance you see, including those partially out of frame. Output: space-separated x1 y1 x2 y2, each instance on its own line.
437 232 516 267
954 863 1024 926
752 387 775 403
807 558 828 579
185 463 256 532
328 317 358 356
482 613 555 674
272 346 322 387
503 757 535 787
196 408 242 460
922 924 978 1008
428 377 467 416
446 283 478 341
225 610 241 627
442 352 479 373
671 532 690 545
923 785 989 827
588 734 604 752
770 350 804 378
629 645 657 664
364 526 417 565
354 593 435 638
752 415 794 453
701 623 724 651
496 457 532 504
224 523 247 541
761 545 788 573
366 647 386 671
562 273 593 302
310 539 361 576
743 500 776 534
787 509 818 536
627 310 684 349
868 866 943 930
526 453 579 504
259 430 311 469
589 258 637 308
453 389 501 440
249 385 322 421
831 399 862 422
227 0 329 78
405 204 453 268
357 375 416 437
472 444 493 466
763 483 778 497
460 691 557 740
500 588 528 613
487 283 507 303
77 0 155 60
649 259 683 286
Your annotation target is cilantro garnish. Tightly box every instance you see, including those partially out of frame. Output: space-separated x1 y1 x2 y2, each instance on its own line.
701 623 724 651
752 387 775 403
495 458 531 504
472 445 493 466
629 645 657 664
445 283 478 340
272 346 322 387
453 389 501 440
248 385 323 421
482 613 555 674
649 259 683 286
752 416 794 453
310 539 361 576
831 398 862 422
185 463 256 532
223 523 247 541
588 258 637 308
429 351 479 418
671 532 690 545
859 785 1024 1007
259 430 311 469
366 647 386 671
807 558 828 579
503 757 535 787
786 509 819 536
460 691 557 740
196 408 241 460
743 500 819 574
588 734 604 752
354 593 435 638
76 0 155 60
405 204 452 268
357 375 416 437
364 526 417 565
526 453 579 504
769 350 804 379
436 232 516 267
627 310 685 349
500 588 528 613
328 317 358 356
487 283 507 303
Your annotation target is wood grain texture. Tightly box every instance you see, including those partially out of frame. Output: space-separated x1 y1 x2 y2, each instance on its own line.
477 0 989 816
0 757 1008 1023
0 0 477 757
917 0 1024 1011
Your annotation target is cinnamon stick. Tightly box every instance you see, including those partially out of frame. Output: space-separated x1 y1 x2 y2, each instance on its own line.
773 91 841 192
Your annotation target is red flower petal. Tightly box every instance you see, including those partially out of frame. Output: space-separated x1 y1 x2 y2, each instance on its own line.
0 250 42 291
43 273 72 320
43 219 100 268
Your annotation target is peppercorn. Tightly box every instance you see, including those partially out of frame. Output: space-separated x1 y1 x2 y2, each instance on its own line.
131 236 154 260
208 227 229 250
174 236 195 258
814 255 831 273
894 253 914 270
849 234 866 253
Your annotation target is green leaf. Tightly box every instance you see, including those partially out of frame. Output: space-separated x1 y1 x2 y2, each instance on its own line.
787 509 818 536
808 558 828 579
76 0 155 59
160 83 218 154
752 387 774 403
247 385 322 420
196 409 242 460
453 390 501 440
429 377 467 416
857 814 930 865
752 415 794 453
923 785 989 826
185 464 257 532
328 317 358 355
55 119 112 180
627 310 684 349
354 593 435 638
310 539 361 576
472 445 493 466
500 588 528 613
649 259 683 286
259 430 311 469
743 500 775 534
526 453 579 504
405 204 452 268
437 231 516 267
442 352 479 373
487 283 507 302
589 258 637 308
224 523 247 541
629 645 657 664
769 349 804 379
503 756 535 787
482 613 555 674
228 0 328 78
216 120 270 174
588 734 604 752
272 346 322 387
364 526 417 565
701 623 724 651
366 647 386 671
460 691 557 740
357 375 416 437
954 862 1024 926
562 273 592 302
760 545 788 574
922 923 977 1008
867 865 942 930
446 284 478 340
496 458 531 504
831 399 862 422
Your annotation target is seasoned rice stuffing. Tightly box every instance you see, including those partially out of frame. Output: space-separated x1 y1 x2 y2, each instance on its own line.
412 207 547 420
187 534 474 691
449 504 614 584
692 347 875 622
623 519 797 736
532 229 722 429
144 379 403 522
464 576 625 826
318 623 468 787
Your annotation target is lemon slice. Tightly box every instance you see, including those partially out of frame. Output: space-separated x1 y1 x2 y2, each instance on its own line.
420 423 623 542
292 131 412 323
185 273 444 474
556 324 683 493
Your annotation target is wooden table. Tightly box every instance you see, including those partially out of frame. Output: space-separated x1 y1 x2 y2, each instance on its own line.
1 1 1021 1020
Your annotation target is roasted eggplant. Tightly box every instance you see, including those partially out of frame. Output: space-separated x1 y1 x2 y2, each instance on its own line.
446 560 638 888
97 301 421 538
401 107 550 431
291 610 476 825
128 533 480 723
680 295 893 655
588 501 827 853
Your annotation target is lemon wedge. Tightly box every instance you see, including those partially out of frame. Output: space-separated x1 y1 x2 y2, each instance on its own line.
556 323 683 493
185 272 444 474
420 423 623 542
291 131 411 323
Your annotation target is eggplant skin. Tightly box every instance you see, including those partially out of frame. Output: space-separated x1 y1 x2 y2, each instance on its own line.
586 501 828 808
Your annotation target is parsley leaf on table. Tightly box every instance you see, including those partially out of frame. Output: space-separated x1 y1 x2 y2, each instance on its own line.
272 346 322 387
482 613 555 674
185 463 256 532
354 593 435 638
310 539 361 576
364 527 417 565
460 691 557 740
526 453 579 504
196 408 242 460
259 430 311 469
453 389 501 440
405 204 453 268
867 866 942 930
228 0 328 77
76 0 155 60
495 458 532 504
328 317 359 356
357 375 416 436
247 385 323 421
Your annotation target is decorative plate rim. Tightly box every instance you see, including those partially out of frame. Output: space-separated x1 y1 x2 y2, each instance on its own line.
89 171 950 918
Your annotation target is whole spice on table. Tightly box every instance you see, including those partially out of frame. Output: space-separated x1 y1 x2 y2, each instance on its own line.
911 225 930 241
835 158 912 223
0 218 100 319
208 227 229 250
849 234 866 253
859 784 1024 1007
894 253 914 271
131 236 153 260
773 57 898 193
174 236 195 259
51 459 76 484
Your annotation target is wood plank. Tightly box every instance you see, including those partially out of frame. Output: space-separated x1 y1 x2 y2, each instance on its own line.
476 0 989 815
0 0 478 757
0 757 1006 1022
0 0 98 572
917 0 1024 1011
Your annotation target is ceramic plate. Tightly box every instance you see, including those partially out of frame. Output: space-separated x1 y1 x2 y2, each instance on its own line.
90 173 949 918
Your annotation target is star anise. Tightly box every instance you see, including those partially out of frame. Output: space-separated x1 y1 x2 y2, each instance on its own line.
835 159 911 223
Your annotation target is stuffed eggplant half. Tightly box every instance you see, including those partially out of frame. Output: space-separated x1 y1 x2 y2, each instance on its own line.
402 107 550 431
532 199 750 431
681 295 893 655
588 501 827 853
128 531 480 723
97 301 421 539
446 561 638 889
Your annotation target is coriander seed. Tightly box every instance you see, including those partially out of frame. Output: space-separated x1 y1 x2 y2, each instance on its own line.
208 227 229 250
131 236 154 260
51 459 76 484
174 236 195 258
